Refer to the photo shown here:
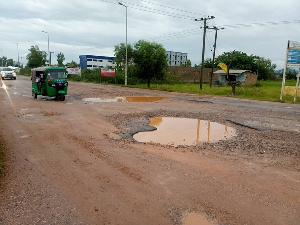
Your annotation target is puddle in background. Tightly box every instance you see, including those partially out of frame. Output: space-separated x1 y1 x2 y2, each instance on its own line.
133 117 237 146
82 96 168 103
182 213 215 225
43 112 61 117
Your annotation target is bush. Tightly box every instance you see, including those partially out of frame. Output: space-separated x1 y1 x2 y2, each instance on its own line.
19 67 31 76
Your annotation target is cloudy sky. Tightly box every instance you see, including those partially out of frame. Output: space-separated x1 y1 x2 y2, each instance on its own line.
1 0 299 69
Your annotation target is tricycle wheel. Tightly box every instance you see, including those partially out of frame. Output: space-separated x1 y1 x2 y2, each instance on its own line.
32 91 37 99
56 95 65 101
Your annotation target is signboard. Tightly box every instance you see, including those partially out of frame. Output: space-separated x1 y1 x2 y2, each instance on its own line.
287 49 300 67
101 68 115 77
280 40 300 102
287 40 300 67
66 67 81 75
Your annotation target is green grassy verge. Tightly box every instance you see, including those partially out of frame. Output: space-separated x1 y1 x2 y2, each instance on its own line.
128 80 300 104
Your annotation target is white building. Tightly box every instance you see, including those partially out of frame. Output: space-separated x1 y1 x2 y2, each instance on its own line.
79 55 116 69
166 51 188 66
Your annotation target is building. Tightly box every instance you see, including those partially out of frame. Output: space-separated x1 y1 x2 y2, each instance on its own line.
79 55 116 69
214 70 258 86
165 51 187 66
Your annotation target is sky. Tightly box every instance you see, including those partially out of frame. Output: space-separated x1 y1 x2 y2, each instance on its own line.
0 0 299 69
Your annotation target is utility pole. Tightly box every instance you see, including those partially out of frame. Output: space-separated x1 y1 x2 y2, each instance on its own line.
13 42 19 67
118 2 128 86
42 31 50 66
207 26 224 87
195 16 215 90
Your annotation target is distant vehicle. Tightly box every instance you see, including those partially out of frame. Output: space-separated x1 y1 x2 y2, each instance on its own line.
8 66 20 73
1 67 17 80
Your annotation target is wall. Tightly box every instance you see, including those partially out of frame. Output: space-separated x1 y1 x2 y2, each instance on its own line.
167 66 219 83
244 71 258 85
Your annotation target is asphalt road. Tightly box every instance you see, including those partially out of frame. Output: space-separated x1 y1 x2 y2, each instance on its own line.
0 75 299 225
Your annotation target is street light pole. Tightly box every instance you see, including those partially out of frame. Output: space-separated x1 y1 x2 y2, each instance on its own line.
118 2 128 86
13 42 19 67
42 31 50 66
195 16 215 90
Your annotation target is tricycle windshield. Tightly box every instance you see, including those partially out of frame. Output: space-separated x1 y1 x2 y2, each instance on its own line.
47 69 67 79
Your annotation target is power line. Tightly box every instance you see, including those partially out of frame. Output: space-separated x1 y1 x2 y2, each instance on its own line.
148 19 300 42
100 0 202 20
138 0 206 17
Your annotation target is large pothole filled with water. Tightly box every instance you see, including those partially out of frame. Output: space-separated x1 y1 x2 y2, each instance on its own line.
133 117 237 147
182 212 216 225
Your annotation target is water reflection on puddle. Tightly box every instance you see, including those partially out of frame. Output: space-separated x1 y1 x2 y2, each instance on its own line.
82 96 168 103
182 213 215 225
133 117 237 146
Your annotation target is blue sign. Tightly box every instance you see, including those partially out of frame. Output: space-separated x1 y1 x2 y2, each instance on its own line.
287 49 300 67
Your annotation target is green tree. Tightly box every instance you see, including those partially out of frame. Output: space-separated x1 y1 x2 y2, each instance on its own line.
6 59 14 66
203 58 214 68
133 40 168 88
0 56 7 66
57 52 65 67
283 69 297 80
114 43 134 71
254 57 276 80
214 51 276 80
186 59 192 67
215 51 254 70
26 45 47 68
65 60 80 67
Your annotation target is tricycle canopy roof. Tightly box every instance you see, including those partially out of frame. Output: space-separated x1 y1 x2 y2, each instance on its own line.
31 66 66 81
31 66 65 72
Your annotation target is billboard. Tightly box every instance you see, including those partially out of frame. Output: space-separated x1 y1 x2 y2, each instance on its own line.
287 40 300 67
101 68 115 77
66 67 81 75
280 40 300 102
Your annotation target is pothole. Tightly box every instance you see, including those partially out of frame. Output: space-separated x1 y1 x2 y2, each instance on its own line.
133 117 237 147
182 212 215 225
82 96 168 103
43 112 62 117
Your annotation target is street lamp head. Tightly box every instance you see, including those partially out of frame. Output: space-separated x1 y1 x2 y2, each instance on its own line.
118 2 127 7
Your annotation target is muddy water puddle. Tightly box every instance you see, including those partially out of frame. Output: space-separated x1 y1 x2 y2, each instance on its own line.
43 112 61 116
182 213 215 225
133 117 237 146
82 96 168 103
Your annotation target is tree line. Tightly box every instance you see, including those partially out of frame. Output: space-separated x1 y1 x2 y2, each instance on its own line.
21 41 293 88
0 57 18 67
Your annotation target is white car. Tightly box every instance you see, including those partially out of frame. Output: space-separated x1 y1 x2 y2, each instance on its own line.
1 67 17 80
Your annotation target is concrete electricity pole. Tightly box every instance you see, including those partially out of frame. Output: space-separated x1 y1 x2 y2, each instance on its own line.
118 2 128 86
195 16 215 90
49 52 54 66
42 31 50 66
207 26 224 87
13 42 19 67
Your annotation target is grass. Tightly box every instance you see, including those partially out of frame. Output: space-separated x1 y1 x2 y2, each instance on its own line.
128 80 300 104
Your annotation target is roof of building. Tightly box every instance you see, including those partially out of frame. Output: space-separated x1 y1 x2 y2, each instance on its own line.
79 55 116 60
214 69 252 75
